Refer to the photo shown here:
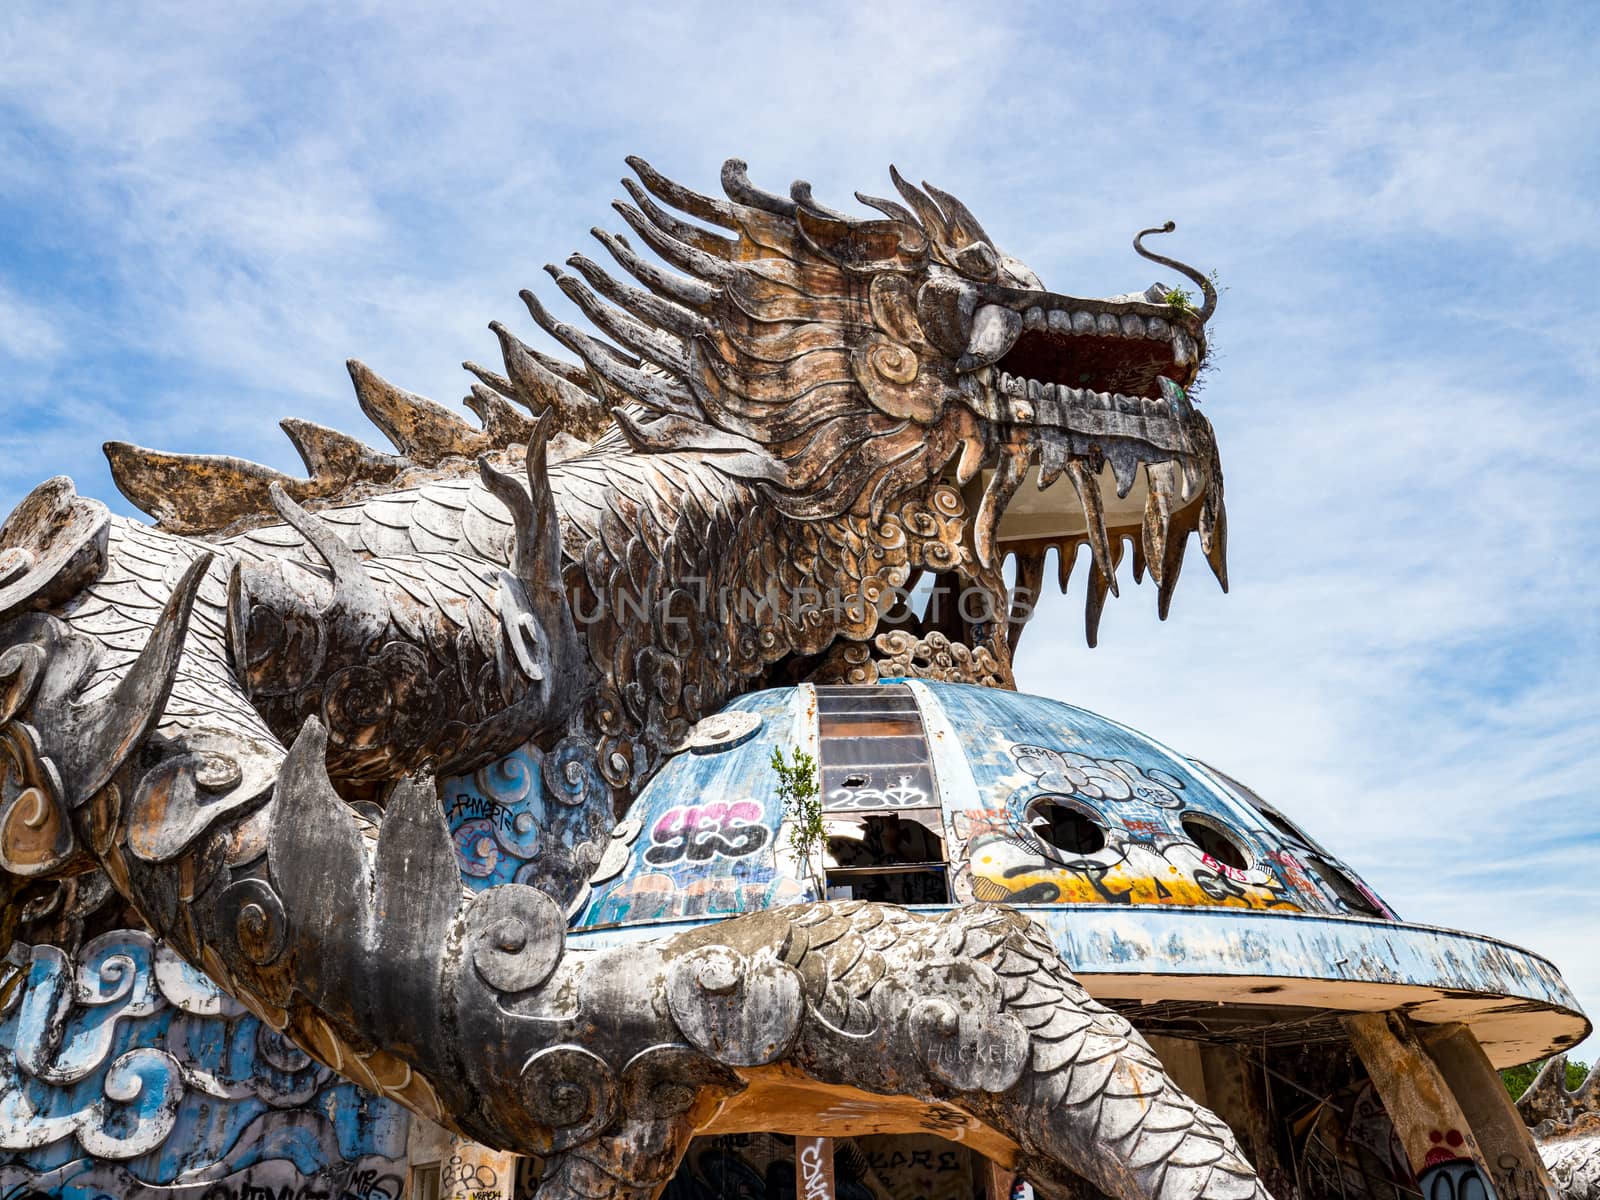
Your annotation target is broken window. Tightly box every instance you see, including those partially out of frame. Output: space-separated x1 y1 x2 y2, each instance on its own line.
815 685 949 904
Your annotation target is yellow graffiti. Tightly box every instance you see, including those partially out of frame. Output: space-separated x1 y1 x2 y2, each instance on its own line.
968 834 1301 911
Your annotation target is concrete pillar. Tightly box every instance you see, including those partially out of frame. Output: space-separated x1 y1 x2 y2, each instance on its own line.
797 1136 836 1200
1344 1011 1502 1200
1197 1042 1282 1185
1420 1023 1559 1200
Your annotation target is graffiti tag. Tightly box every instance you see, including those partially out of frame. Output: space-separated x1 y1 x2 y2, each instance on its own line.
644 801 769 865
1011 745 1185 809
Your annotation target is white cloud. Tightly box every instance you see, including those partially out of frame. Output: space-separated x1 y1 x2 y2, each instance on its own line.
0 282 63 362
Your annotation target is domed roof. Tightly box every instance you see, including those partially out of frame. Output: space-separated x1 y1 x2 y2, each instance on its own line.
550 681 1585 1064
576 681 1390 927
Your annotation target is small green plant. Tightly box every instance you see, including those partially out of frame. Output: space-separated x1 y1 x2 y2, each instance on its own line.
772 745 823 888
1162 269 1225 315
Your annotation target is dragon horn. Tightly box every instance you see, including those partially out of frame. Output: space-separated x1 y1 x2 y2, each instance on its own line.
478 411 561 594
1134 222 1217 324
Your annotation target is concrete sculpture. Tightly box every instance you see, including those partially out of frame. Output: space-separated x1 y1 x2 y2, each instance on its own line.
0 158 1583 1200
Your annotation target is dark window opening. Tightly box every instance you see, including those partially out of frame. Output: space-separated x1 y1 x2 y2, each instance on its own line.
1259 807 1313 846
1309 856 1384 917
411 1163 441 1200
1026 798 1107 855
1181 816 1249 871
826 813 950 904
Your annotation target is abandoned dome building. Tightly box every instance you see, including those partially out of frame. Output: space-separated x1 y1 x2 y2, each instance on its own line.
0 158 1589 1200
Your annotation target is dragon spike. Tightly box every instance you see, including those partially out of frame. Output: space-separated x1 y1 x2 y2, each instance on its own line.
1142 461 1179 589
612 201 736 286
1064 460 1119 598
519 289 639 373
889 166 951 245
486 328 594 392
567 251 710 342
1057 539 1078 595
922 181 994 251
1517 1055 1574 1126
591 227 717 315
478 410 560 591
1578 1062 1600 1114
545 263 692 377
1106 443 1142 499
853 191 920 227
346 360 489 465
619 179 736 260
463 360 518 400
626 155 740 230
1007 549 1046 655
1156 525 1189 620
519 290 700 420
789 180 850 222
279 418 400 483
266 484 386 628
487 325 610 442
1134 222 1217 324
60 550 213 803
464 384 537 446
104 442 297 535
721 158 797 218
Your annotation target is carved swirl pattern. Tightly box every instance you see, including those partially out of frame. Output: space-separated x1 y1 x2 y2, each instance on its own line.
440 737 609 903
462 883 566 993
0 928 408 1193
520 1045 618 1152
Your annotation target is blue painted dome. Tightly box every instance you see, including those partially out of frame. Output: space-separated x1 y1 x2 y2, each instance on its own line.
575 681 1391 929
444 680 1582 1063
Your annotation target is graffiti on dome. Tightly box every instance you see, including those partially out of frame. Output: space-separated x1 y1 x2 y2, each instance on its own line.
1011 744 1187 809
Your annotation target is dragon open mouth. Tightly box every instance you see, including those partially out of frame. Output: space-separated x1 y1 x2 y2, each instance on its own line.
984 291 1199 400
931 263 1222 661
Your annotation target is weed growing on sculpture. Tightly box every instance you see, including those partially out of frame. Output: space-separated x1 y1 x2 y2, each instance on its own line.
774 745 823 885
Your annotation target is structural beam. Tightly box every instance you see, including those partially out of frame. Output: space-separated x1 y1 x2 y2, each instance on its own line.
1421 1022 1559 1200
1345 1011 1504 1200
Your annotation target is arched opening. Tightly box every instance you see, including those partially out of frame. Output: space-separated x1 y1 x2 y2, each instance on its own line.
1026 797 1107 856
1180 815 1249 871
1309 855 1385 916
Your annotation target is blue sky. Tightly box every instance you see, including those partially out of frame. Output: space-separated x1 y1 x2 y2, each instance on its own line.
2 3 1596 1057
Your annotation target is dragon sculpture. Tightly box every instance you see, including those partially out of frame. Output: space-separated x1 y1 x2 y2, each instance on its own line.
1520 1057 1600 1200
0 158 1258 1200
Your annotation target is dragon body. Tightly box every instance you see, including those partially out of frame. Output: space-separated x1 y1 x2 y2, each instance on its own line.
1520 1058 1600 1200
0 159 1259 1200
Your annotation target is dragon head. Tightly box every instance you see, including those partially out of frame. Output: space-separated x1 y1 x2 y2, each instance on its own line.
521 157 1227 652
